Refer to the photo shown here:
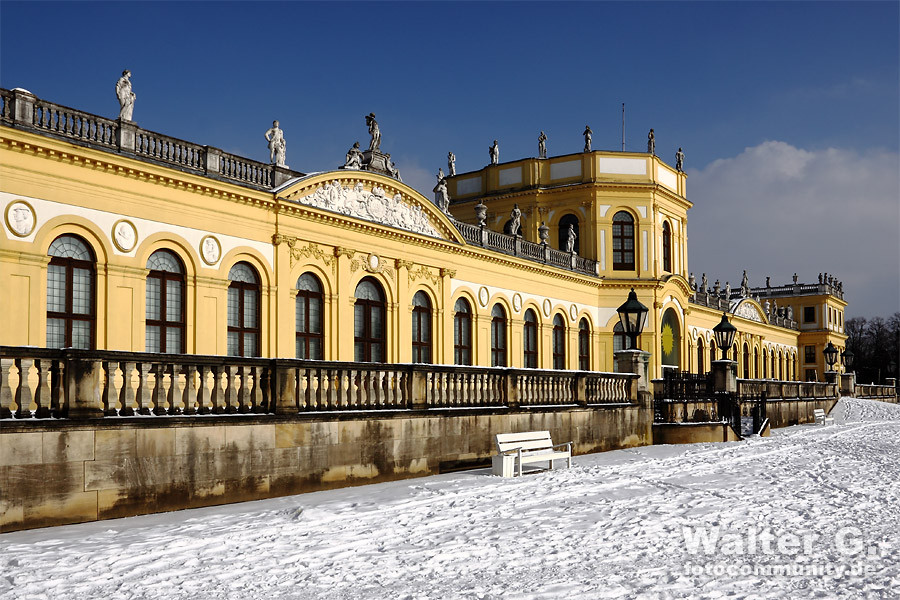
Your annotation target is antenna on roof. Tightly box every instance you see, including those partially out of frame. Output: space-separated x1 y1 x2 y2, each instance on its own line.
621 103 625 151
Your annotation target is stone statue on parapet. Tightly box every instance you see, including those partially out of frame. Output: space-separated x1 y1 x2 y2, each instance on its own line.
675 147 685 172
448 151 456 176
366 113 381 151
433 172 450 212
343 142 363 170
116 70 136 121
725 282 731 299
507 204 522 235
385 153 401 181
539 222 550 245
583 126 593 152
538 131 547 158
264 120 287 167
741 270 749 296
648 129 655 154
700 273 708 293
689 273 696 290
489 140 499 165
566 224 577 253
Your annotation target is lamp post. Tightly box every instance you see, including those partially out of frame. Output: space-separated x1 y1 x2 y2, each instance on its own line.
613 288 651 395
616 288 649 350
841 349 854 372
840 349 856 397
711 312 738 394
823 341 839 384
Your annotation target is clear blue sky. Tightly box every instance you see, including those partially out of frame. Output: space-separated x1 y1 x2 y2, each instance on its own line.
2 1 898 317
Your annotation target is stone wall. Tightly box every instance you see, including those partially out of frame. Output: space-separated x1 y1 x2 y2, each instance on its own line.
1 402 649 532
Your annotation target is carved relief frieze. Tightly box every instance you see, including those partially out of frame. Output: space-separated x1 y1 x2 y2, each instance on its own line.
348 251 394 279
734 300 764 323
276 235 337 274
407 266 441 286
288 179 441 238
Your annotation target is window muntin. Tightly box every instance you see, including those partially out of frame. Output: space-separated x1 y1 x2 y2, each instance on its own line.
453 298 472 366
145 250 185 354
612 211 635 270
296 273 324 360
490 304 507 367
552 314 566 370
411 291 432 364
578 319 590 371
227 262 260 357
354 278 386 362
662 221 672 272
47 234 95 349
523 309 538 368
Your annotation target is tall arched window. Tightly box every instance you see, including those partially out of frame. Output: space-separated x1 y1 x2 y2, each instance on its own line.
146 249 185 354
47 234 96 349
558 214 580 254
491 304 507 367
523 309 538 368
763 348 769 378
411 291 432 364
227 262 260 357
772 352 777 380
354 278 386 362
612 211 635 270
661 308 681 369
613 322 627 352
697 338 705 374
453 298 472 366
754 348 759 378
662 221 672 272
552 314 566 370
578 318 590 370
742 343 750 379
296 273 324 359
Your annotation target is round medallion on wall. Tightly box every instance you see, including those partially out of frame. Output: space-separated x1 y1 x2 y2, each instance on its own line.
570 304 578 322
542 298 552 317
4 200 36 238
112 219 137 252
367 253 380 271
200 235 222 266
478 286 489 307
512 293 523 313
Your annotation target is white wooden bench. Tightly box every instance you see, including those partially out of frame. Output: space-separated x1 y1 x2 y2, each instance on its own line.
814 408 835 426
492 431 572 477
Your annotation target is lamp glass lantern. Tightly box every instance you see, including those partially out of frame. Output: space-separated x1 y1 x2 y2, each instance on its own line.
823 342 839 371
841 349 854 370
712 312 737 360
616 288 649 350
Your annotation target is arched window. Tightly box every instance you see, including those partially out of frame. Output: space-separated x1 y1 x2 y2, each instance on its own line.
763 348 769 378
733 344 739 363
411 291 432 364
753 348 759 378
742 343 750 379
146 250 185 353
296 273 324 360
612 211 635 270
47 234 96 349
453 298 472 366
558 214 580 254
772 352 777 380
523 309 538 368
578 319 590 370
227 262 260 357
697 338 705 374
662 221 672 272
354 278 386 362
490 304 507 367
710 341 717 365
552 314 566 370
661 308 681 369
613 322 627 352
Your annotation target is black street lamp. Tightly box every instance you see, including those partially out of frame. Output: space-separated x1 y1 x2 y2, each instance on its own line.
616 288 649 350
712 312 737 361
841 349 854 371
823 342 839 372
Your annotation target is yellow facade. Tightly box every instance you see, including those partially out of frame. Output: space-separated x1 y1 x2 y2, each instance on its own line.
0 89 848 380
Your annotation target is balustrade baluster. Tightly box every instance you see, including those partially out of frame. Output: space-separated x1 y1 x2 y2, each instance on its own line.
211 366 226 413
165 364 181 415
99 361 115 416
180 364 197 415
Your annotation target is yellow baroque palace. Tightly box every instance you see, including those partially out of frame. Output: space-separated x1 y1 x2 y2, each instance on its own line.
0 88 847 381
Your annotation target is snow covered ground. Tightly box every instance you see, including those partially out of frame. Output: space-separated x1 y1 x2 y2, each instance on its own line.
2 397 899 600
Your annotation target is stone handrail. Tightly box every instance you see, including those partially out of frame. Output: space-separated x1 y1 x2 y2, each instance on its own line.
750 282 843 301
854 383 897 399
737 378 838 400
1 347 637 419
0 88 300 191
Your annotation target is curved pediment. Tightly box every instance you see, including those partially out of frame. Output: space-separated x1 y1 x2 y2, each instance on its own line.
731 298 768 324
277 171 463 243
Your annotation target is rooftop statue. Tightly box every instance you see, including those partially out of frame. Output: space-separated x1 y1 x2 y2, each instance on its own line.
489 140 499 165
689 272 696 290
647 129 655 154
116 70 136 121
385 153 401 181
565 224 577 254
448 151 456 176
700 273 708 293
675 147 685 172
741 270 749 296
366 113 381 151
538 131 547 159
433 171 449 212
507 204 522 235
343 142 363 170
583 126 593 152
264 120 287 167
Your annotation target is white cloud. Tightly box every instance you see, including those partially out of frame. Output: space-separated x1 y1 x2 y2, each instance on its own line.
687 141 899 318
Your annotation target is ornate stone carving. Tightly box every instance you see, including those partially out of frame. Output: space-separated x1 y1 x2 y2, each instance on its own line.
112 219 137 252
200 235 221 266
335 246 357 260
347 250 393 279
264 120 287 167
291 180 440 238
5 200 35 237
440 268 456 278
407 266 441 286
281 238 336 273
395 259 414 270
116 70 135 121
734 300 763 323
